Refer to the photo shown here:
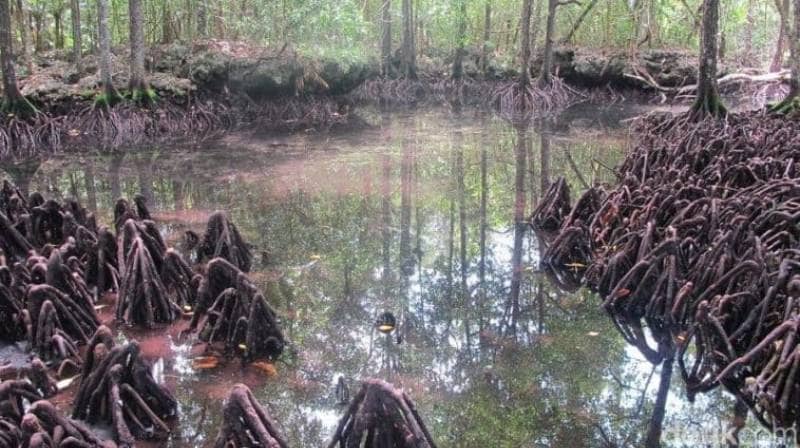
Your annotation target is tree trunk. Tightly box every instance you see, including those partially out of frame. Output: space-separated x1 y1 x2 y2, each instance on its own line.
196 0 207 36
564 0 599 43
97 0 121 104
480 2 491 76
771 0 789 72
518 0 533 86
15 0 33 73
33 12 42 52
741 0 755 65
644 354 675 448
70 0 81 67
0 0 36 116
538 0 558 87
380 0 392 77
400 0 416 78
54 10 64 48
451 0 467 79
128 0 150 100
771 0 800 112
691 0 726 117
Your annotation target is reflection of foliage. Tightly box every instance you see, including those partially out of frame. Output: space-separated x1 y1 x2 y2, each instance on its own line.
1 108 729 447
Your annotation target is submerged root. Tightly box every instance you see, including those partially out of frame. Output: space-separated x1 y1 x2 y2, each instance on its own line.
72 328 177 445
328 379 437 448
534 110 800 429
214 384 288 448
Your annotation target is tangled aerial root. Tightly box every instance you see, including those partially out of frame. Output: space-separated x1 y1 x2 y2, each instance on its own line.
328 379 437 448
214 384 288 448
490 77 581 119
532 110 800 430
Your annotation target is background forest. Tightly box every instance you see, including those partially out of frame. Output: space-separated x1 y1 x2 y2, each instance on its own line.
4 0 787 72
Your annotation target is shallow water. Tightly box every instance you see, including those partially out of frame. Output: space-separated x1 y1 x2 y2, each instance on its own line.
2 105 740 447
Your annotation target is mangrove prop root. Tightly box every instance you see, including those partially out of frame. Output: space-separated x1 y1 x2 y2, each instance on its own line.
192 258 285 362
327 379 437 448
533 110 800 429
72 329 177 445
198 211 253 272
214 383 288 448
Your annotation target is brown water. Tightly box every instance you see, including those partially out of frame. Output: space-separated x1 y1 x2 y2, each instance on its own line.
1 105 738 447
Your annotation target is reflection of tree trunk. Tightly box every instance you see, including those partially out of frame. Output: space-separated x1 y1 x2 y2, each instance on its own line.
508 126 528 338
172 180 184 211
399 138 413 277
137 157 154 204
456 130 470 353
540 127 551 194
644 354 674 448
478 134 488 340
381 153 393 301
109 153 125 200
84 165 97 211
5 160 39 197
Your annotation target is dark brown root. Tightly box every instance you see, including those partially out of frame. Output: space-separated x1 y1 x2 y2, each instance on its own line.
198 211 252 272
72 328 177 445
533 110 800 430
214 383 288 448
191 258 285 362
327 379 437 448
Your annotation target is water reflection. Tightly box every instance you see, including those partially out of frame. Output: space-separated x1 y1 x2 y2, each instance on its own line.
1 106 734 447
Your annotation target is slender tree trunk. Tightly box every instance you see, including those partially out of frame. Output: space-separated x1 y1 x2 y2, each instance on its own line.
644 354 675 448
196 0 207 36
518 0 533 86
400 0 416 78
33 12 42 52
480 2 491 76
772 0 800 111
15 0 33 73
691 0 726 117
380 0 392 77
129 0 150 99
54 10 64 48
0 0 36 116
70 0 81 67
538 0 558 87
564 0 599 44
771 0 789 72
97 0 121 103
451 0 467 79
741 0 755 65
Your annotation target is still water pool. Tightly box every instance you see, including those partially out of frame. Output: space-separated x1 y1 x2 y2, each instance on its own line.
1 105 738 447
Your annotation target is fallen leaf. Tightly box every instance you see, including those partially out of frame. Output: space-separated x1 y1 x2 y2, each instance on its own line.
56 376 79 391
250 361 278 377
67 129 80 137
309 254 321 261
587 331 600 337
191 356 220 370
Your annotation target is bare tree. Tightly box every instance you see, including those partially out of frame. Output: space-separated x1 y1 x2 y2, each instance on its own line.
400 0 416 78
480 2 491 76
452 0 468 79
518 0 533 87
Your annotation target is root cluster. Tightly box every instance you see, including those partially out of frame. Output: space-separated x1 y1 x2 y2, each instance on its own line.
532 111 800 429
327 379 437 448
214 383 288 448
72 326 177 446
